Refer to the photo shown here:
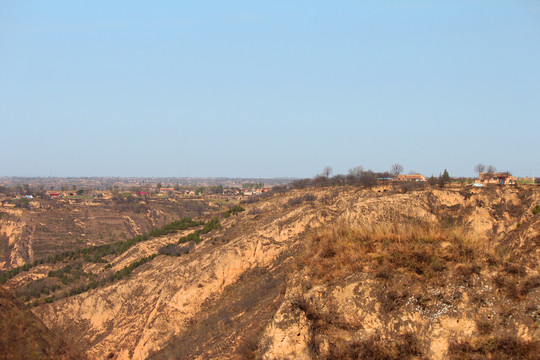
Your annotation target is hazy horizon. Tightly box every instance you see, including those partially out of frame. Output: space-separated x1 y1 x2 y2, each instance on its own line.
1 1 539 178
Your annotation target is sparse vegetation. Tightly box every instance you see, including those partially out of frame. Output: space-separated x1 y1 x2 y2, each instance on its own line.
7 215 225 303
7 215 224 303
223 205 245 217
0 217 202 284
448 335 540 360
286 194 317 207
0 263 34 284
242 183 264 190
175 217 222 244
178 232 201 243
394 181 425 193
298 222 488 284
47 262 90 284
293 217 539 359
1 181 538 358
328 333 421 359
200 217 222 234
113 254 157 280
21 254 159 305
153 266 286 360
158 244 186 256
13 198 30 208
0 288 84 359
277 168 384 192
533 204 540 214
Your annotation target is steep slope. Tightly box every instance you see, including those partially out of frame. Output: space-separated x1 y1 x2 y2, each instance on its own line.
27 185 539 359
260 187 540 360
0 198 212 271
0 286 83 359
32 189 320 359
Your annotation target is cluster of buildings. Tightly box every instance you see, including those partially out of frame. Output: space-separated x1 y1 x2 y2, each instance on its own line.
46 191 102 198
138 187 273 197
241 188 272 196
395 174 427 182
21 172 530 202
476 172 517 185
391 172 520 186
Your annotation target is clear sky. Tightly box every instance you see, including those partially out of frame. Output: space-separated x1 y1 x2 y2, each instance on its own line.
1 1 539 178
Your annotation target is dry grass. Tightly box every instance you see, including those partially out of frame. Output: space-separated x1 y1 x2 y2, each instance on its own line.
152 267 286 360
448 335 540 360
299 221 490 285
321 332 422 360
298 220 539 304
294 219 540 359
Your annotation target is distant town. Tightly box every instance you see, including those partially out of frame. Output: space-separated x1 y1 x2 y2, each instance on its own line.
0 167 537 204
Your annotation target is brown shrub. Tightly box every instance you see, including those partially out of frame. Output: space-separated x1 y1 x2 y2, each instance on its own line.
448 335 540 360
300 221 484 284
493 273 520 300
378 289 408 314
236 333 259 360
285 194 317 208
455 263 481 282
503 261 524 276
325 332 422 360
475 318 493 335
247 208 263 216
519 276 540 296
375 265 393 280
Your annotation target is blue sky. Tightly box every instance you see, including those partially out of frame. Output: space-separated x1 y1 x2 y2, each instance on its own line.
1 1 539 178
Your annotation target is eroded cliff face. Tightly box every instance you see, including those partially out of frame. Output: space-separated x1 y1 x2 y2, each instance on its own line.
0 209 27 269
260 187 540 360
28 185 539 359
34 190 322 359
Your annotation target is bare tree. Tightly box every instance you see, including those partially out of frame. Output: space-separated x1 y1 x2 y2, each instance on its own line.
322 166 333 178
348 166 364 177
486 165 496 174
474 164 485 177
391 164 404 177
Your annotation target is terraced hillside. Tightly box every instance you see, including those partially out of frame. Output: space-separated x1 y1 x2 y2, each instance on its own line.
0 197 213 271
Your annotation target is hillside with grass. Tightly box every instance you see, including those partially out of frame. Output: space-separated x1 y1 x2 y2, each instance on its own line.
0 196 214 271
1 184 539 359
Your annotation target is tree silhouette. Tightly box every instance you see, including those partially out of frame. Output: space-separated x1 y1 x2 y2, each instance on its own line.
322 166 333 178
348 166 364 177
391 164 404 177
474 164 485 177
439 169 451 186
